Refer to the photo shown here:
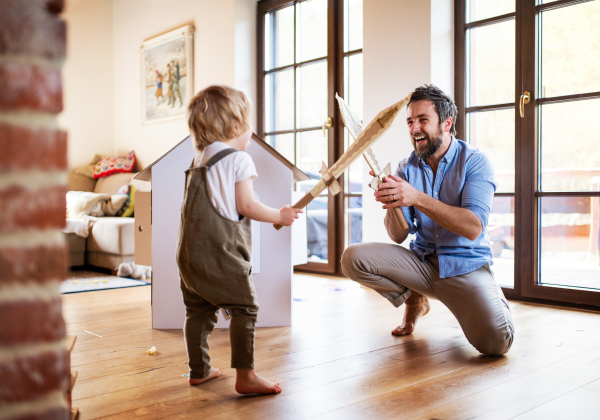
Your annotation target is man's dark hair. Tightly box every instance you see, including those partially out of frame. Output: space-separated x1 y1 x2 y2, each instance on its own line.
407 84 458 136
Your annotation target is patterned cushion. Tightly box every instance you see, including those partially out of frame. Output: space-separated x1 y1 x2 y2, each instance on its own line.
93 151 136 179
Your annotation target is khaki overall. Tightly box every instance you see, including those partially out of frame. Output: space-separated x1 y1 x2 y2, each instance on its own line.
176 148 259 379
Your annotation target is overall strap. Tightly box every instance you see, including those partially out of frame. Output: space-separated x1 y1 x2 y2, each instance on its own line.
204 148 240 170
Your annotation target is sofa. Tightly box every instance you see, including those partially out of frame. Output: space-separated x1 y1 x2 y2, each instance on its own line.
66 172 137 269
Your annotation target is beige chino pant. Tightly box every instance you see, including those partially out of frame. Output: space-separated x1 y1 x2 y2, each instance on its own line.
341 243 514 356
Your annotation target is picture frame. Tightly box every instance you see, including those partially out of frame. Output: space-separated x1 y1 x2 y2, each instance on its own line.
140 24 194 124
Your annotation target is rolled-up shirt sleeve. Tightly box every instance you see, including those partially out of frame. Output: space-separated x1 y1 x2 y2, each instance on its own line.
461 152 497 229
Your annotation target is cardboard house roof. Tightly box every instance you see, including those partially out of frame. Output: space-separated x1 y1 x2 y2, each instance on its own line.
134 133 310 183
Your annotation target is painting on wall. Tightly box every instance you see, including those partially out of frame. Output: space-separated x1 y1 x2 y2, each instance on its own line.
141 24 194 124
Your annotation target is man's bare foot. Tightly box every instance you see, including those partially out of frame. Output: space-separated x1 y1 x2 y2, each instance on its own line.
235 368 281 395
189 367 221 385
392 293 430 336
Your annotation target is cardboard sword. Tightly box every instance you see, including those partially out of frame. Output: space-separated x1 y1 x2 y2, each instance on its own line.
335 93 410 230
273 93 412 230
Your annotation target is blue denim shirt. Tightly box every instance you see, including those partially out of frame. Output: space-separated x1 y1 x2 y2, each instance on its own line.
396 136 497 278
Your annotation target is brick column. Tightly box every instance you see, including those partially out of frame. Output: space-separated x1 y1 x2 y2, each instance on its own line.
0 0 70 419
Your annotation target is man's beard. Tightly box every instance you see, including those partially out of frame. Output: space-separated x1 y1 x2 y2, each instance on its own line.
412 125 444 159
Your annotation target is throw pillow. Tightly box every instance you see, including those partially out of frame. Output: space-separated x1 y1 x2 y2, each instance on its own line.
73 154 108 178
116 183 136 217
93 151 136 179
122 184 136 217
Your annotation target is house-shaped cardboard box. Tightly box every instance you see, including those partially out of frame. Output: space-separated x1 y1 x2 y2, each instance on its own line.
134 133 309 329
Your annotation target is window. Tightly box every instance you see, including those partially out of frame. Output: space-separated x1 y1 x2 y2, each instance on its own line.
456 0 600 306
258 0 363 275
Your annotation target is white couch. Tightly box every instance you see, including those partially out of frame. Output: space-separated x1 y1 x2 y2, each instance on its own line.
66 172 136 269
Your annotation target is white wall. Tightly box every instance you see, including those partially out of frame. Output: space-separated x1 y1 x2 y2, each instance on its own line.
362 0 453 244
61 0 258 170
60 0 115 169
112 0 237 168
235 0 258 129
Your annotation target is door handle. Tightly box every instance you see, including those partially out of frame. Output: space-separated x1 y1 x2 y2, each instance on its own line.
520 91 531 118
323 117 333 137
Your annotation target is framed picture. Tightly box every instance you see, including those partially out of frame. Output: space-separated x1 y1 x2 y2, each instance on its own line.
141 24 194 124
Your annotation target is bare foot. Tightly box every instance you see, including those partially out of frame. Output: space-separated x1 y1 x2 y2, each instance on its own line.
235 368 281 395
189 367 221 385
392 293 430 336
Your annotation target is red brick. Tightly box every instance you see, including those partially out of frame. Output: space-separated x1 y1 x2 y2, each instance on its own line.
45 0 65 14
0 245 67 286
0 0 66 60
0 348 69 404
0 124 67 171
0 185 67 231
12 407 70 420
0 63 62 113
0 298 65 346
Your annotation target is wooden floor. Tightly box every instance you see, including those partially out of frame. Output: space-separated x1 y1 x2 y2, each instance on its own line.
62 274 600 419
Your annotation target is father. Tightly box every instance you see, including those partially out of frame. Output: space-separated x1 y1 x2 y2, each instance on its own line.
341 85 514 356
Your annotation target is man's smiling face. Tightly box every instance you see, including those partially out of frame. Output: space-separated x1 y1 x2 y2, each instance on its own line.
406 100 444 160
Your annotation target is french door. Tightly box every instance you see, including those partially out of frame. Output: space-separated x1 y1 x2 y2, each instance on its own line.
456 0 600 306
257 0 363 275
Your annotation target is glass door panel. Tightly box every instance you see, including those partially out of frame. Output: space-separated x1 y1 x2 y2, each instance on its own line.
467 0 514 23
296 0 328 62
540 99 600 192
540 0 600 98
298 129 329 262
344 0 363 52
467 19 515 107
489 196 515 287
264 6 294 71
298 130 328 176
265 69 294 132
265 133 295 164
535 1 600 301
467 108 515 193
297 61 328 128
540 197 600 291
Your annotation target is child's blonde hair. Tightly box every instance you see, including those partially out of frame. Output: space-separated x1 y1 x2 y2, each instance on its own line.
187 85 252 151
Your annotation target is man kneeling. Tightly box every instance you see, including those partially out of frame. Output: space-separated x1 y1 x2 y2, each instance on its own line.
341 85 513 356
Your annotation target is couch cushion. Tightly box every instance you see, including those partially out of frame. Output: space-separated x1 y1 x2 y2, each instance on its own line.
94 172 137 195
65 232 86 252
87 217 135 255
64 232 86 267
86 252 134 270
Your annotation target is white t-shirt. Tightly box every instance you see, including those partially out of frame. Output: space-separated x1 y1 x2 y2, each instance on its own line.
194 141 257 221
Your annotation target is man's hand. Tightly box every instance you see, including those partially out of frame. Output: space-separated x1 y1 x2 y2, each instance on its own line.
278 205 303 227
373 174 423 208
369 171 483 241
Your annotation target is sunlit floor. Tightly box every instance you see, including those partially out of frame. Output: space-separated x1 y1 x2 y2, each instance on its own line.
63 273 600 419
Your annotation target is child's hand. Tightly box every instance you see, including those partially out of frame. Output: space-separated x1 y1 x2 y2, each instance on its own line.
279 205 303 226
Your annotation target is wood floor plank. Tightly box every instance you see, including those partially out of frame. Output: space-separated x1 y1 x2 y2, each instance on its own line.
308 365 520 420
584 378 600 392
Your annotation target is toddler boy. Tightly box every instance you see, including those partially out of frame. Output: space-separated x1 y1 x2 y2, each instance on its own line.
176 85 301 394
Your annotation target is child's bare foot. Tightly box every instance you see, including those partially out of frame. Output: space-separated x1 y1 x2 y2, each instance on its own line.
189 367 221 385
235 368 281 395
392 293 430 336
